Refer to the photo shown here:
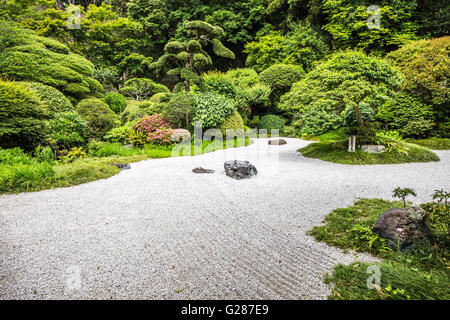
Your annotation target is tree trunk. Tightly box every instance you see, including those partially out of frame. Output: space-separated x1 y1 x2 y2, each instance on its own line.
354 104 364 128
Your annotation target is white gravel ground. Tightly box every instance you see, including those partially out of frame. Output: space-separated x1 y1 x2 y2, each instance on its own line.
1 138 449 300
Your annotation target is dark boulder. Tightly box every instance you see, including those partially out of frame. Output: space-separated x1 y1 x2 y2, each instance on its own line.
224 160 257 180
110 163 131 170
268 139 287 145
372 207 431 251
192 167 214 174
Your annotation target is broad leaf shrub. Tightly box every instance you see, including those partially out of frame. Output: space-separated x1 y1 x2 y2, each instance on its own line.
104 92 127 114
0 80 48 150
46 112 87 150
19 82 73 114
104 126 132 144
192 92 236 129
131 114 173 146
258 114 286 134
0 22 103 103
76 98 119 140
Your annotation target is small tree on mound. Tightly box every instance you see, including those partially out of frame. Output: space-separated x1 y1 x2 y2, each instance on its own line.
278 51 403 146
150 21 235 92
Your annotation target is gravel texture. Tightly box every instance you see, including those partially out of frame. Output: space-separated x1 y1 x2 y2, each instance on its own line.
1 138 449 300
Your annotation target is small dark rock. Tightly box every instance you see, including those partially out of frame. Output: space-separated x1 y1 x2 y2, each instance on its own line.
268 139 287 145
192 167 215 174
224 160 257 180
372 207 431 251
110 163 131 170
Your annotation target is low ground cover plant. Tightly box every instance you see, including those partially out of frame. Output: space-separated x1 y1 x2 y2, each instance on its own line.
310 190 450 300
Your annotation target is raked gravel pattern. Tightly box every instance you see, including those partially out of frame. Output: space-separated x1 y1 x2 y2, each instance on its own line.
1 138 449 300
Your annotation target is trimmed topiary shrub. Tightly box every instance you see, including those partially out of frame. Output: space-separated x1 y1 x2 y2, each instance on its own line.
76 98 119 140
19 82 73 114
0 80 48 150
258 114 286 134
259 64 305 98
0 22 103 102
104 92 127 114
219 111 245 137
46 112 87 149
193 92 237 129
149 92 171 103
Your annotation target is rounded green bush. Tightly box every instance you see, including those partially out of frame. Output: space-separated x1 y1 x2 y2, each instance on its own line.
0 80 48 150
258 114 286 134
193 92 237 129
219 111 245 136
259 64 305 96
76 98 119 140
104 92 127 114
19 82 73 114
149 92 171 103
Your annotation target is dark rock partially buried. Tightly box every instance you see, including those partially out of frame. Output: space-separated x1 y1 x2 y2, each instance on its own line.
268 139 287 145
372 207 431 251
224 160 257 180
110 163 131 170
192 167 215 174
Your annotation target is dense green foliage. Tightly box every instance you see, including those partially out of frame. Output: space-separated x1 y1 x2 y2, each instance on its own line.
0 80 48 150
192 92 237 129
259 63 305 100
219 111 245 137
104 92 127 114
245 22 328 72
258 114 285 134
0 22 103 103
19 82 73 114
46 111 87 149
386 37 450 125
279 51 403 135
76 98 119 140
